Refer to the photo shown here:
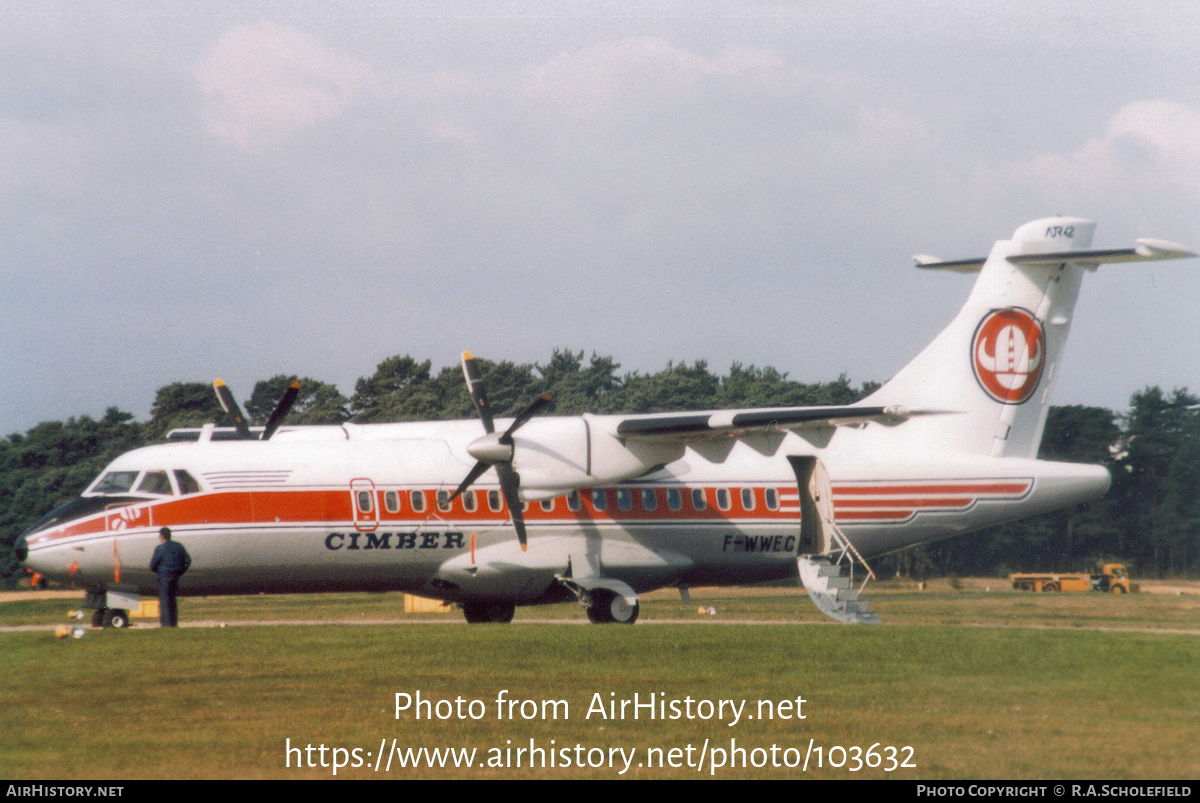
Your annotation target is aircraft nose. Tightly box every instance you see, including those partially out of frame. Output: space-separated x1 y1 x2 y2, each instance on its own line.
14 534 28 563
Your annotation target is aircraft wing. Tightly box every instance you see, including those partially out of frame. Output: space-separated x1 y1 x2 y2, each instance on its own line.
613 404 943 443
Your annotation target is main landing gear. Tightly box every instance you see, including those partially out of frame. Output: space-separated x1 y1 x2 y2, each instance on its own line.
461 602 516 624
554 575 641 625
584 589 639 624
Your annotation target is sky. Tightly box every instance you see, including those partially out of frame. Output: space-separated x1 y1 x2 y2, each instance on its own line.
3 0 1200 434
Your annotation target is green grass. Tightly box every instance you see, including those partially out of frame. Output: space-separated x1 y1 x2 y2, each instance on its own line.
2 601 1198 779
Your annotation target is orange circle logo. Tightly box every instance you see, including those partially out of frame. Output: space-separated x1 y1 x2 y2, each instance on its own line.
971 308 1045 404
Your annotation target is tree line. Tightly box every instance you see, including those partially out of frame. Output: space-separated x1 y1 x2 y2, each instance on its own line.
2 349 1197 586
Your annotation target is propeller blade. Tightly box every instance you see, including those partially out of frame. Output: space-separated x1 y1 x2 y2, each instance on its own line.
501 394 552 443
262 380 301 440
496 463 527 552
448 460 491 502
213 380 253 440
461 351 495 434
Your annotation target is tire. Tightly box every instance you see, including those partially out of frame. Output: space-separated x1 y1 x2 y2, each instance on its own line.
1111 585 1127 594
462 602 515 624
586 590 639 625
107 609 130 629
1042 583 1059 593
609 594 639 625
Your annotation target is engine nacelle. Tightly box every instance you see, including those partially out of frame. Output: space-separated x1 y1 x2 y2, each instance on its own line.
509 415 685 495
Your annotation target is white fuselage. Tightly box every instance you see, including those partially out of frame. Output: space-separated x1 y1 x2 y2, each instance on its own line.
21 416 1109 605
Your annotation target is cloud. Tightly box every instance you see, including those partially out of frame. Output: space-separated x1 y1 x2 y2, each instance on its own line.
520 37 782 118
194 21 381 147
1014 99 1200 196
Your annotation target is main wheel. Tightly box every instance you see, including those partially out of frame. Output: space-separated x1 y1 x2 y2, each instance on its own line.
1111 585 1127 594
1042 583 1059 593
586 590 639 625
462 603 515 624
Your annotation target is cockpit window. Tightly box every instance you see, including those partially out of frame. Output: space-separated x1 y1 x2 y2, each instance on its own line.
92 471 139 495
137 471 174 496
174 471 201 495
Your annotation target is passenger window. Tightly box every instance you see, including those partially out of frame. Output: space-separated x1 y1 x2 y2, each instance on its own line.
691 488 707 510
540 499 555 512
488 490 503 512
641 488 657 511
410 490 426 512
357 491 373 513
462 491 477 512
437 490 451 512
717 488 731 511
137 471 174 496
617 488 632 511
765 488 779 511
741 488 755 511
567 490 582 511
173 471 201 495
591 489 608 511
667 488 682 511
384 491 400 514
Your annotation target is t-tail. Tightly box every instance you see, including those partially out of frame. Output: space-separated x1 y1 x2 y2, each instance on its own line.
865 217 1194 458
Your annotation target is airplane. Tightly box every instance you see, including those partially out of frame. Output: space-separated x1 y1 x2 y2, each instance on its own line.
15 217 1195 627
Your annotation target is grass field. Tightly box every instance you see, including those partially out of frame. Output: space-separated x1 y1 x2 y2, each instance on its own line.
2 582 1198 779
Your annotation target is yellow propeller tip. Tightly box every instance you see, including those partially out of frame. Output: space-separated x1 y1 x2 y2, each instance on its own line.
520 543 528 552
462 350 474 360
214 379 226 387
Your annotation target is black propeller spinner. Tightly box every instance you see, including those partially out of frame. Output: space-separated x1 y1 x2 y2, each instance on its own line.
448 351 551 552
213 379 301 441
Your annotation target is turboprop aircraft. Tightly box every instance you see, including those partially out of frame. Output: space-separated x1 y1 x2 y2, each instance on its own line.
16 217 1194 626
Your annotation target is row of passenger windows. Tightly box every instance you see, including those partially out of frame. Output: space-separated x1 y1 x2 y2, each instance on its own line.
356 486 781 515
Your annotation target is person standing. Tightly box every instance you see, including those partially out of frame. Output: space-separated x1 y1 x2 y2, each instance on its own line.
150 527 191 627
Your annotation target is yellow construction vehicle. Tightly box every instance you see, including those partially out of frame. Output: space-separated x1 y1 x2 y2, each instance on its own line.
1010 563 1138 594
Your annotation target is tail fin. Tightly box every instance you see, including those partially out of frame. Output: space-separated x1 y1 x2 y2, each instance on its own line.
866 217 1193 458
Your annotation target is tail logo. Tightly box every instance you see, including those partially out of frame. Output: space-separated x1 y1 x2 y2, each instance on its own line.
972 308 1045 404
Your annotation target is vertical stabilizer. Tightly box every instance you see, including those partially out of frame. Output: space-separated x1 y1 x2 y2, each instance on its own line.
867 217 1096 458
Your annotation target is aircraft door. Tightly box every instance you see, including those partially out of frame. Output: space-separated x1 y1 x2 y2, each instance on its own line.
350 478 379 532
787 456 835 555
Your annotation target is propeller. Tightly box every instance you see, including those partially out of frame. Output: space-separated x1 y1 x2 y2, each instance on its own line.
213 379 301 441
448 351 551 551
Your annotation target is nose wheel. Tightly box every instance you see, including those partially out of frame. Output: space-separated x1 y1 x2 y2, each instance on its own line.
90 608 130 628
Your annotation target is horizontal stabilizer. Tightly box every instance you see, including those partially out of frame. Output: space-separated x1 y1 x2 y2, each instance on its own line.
914 238 1194 272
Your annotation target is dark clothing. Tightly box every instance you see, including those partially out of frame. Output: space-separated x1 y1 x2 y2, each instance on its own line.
150 540 191 627
150 540 191 576
158 575 181 627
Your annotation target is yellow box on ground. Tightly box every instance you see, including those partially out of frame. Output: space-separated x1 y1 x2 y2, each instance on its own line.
133 600 160 619
404 594 451 613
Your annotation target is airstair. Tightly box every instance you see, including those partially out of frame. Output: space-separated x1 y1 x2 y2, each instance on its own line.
797 524 880 624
